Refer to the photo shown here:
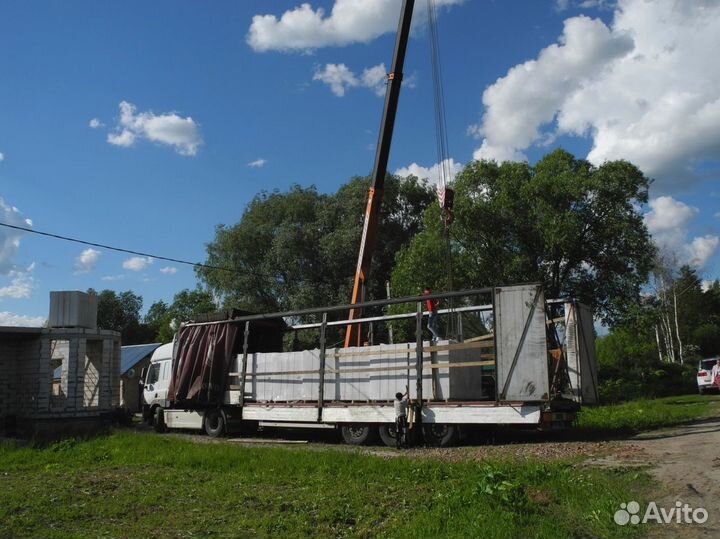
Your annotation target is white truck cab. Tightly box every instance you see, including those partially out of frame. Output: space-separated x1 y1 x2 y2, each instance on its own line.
142 343 173 431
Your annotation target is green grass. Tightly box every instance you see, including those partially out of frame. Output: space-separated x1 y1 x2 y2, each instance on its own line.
0 431 650 539
576 393 720 432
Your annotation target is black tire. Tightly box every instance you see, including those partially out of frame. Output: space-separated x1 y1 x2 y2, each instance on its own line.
699 387 705 395
423 424 459 447
340 424 378 445
378 424 399 447
204 409 226 438
153 407 167 433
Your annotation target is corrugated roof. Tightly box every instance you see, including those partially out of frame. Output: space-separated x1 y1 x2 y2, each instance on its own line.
121 343 163 375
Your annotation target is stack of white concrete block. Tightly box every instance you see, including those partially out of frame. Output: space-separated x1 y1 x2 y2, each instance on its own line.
239 340 486 402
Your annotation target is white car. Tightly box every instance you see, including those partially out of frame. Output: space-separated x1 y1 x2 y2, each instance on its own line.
697 357 720 394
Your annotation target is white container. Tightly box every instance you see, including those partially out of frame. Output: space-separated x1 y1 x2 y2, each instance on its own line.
48 291 98 329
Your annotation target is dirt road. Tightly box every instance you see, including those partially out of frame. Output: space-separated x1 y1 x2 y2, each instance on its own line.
618 418 720 538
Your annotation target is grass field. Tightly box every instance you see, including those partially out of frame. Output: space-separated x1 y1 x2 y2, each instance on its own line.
1 431 650 539
576 393 720 432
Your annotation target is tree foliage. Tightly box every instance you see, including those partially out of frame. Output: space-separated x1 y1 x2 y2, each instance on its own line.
90 289 155 345
197 176 434 315
146 289 216 343
392 149 656 325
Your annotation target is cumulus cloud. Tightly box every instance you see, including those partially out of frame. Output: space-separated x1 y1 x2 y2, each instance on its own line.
159 266 178 275
687 236 720 268
73 248 101 274
395 158 463 186
313 62 393 97
0 311 45 327
0 197 33 275
107 101 202 156
247 0 464 52
101 275 125 282
122 256 153 271
471 0 720 190
0 263 35 300
644 196 719 269
89 118 103 129
248 158 268 168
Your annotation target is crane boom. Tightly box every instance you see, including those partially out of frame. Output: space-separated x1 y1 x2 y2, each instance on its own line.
345 0 416 348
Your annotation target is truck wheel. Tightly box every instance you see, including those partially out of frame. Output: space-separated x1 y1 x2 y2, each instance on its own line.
340 424 378 445
423 424 458 447
153 407 167 433
378 424 398 447
204 409 226 438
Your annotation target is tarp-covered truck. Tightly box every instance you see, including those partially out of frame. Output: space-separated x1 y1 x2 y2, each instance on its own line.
141 284 597 447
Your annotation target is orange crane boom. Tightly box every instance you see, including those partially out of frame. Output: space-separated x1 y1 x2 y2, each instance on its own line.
345 0 415 348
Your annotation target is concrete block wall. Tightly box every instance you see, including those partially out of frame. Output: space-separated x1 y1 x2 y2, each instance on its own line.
0 341 21 418
0 329 121 427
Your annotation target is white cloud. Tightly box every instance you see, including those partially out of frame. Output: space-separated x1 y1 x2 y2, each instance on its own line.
715 211 720 219
701 280 718 292
471 15 633 163
313 62 392 97
0 152 4 162
107 101 202 156
101 274 125 282
471 0 720 190
0 263 35 300
0 311 45 327
247 0 464 52
73 248 102 274
0 197 33 275
687 235 720 269
89 118 103 129
395 158 463 186
313 63 358 96
159 266 178 275
644 196 698 237
361 63 388 97
248 158 268 168
122 256 153 271
644 196 719 269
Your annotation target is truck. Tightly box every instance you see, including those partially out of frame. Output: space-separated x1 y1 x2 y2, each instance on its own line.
141 284 598 447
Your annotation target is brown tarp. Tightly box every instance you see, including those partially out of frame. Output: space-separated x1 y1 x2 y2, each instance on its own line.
167 322 241 405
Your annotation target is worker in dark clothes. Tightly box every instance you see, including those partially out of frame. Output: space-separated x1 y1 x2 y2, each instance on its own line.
424 287 440 343
394 389 409 449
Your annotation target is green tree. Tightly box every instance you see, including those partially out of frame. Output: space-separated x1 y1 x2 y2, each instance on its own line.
90 289 155 344
392 149 656 325
151 289 217 342
197 176 434 315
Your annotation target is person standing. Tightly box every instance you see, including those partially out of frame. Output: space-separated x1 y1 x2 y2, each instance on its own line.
394 389 409 449
712 359 720 388
424 287 440 343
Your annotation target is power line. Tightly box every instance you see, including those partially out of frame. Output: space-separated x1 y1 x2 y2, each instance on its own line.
0 221 246 276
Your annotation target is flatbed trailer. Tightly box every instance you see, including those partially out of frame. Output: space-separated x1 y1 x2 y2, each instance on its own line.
142 284 597 447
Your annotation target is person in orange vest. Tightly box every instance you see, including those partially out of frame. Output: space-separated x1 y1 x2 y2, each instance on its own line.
424 287 440 343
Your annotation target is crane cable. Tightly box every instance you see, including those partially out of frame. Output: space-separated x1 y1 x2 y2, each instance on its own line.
427 0 456 338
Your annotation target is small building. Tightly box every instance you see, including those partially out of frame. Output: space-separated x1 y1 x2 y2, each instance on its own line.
120 343 162 413
0 292 121 439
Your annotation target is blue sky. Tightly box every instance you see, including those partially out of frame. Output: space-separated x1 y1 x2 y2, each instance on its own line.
1 0 719 325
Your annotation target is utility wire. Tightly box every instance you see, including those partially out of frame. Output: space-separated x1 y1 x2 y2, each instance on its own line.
0 221 248 276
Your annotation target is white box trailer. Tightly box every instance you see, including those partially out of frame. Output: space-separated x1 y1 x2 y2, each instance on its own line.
142 284 595 447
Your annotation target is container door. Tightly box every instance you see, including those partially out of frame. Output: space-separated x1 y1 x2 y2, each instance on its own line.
494 284 549 401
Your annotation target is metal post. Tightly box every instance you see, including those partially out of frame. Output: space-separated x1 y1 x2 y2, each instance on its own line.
457 312 463 343
317 312 328 422
386 280 394 345
238 321 250 413
415 301 423 424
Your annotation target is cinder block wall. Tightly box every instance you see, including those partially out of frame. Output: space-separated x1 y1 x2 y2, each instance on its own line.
0 341 21 419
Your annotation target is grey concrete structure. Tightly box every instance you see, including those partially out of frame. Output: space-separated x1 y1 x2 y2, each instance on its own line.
0 325 120 439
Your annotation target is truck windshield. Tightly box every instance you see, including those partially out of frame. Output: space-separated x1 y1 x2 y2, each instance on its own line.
146 363 160 385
